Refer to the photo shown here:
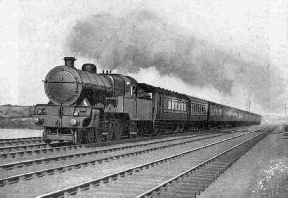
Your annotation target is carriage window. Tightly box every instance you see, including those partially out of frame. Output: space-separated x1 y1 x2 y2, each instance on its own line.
168 99 172 109
204 106 207 113
166 99 187 111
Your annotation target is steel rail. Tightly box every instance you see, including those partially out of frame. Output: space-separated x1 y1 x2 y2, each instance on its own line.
0 133 223 170
0 126 252 160
0 131 251 187
0 143 50 153
0 139 43 147
0 144 85 159
32 129 264 198
0 130 220 159
137 127 273 198
0 137 41 143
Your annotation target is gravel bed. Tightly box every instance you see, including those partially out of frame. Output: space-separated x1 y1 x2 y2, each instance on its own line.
0 131 254 197
198 125 288 198
0 133 215 164
0 132 247 179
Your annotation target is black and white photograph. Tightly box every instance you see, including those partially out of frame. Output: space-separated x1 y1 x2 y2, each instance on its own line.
0 0 287 197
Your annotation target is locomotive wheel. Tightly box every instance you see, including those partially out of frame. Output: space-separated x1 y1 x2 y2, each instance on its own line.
93 128 102 143
106 121 114 141
113 120 122 140
44 139 52 144
85 129 92 143
84 128 101 143
136 124 144 137
174 126 180 133
153 128 160 136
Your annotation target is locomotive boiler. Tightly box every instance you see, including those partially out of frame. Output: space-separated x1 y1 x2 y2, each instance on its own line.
32 57 142 144
33 57 261 144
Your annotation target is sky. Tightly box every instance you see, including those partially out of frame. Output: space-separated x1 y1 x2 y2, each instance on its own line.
0 0 288 116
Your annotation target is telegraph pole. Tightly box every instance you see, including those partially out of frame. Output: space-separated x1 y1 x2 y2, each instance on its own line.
248 101 251 112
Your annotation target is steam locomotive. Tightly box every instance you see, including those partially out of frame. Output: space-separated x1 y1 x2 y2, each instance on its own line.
32 57 261 144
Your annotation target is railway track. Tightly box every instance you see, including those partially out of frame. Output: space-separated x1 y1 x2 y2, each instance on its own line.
0 133 221 169
0 143 52 153
139 128 273 198
0 137 42 147
34 126 272 198
0 144 85 159
0 137 41 143
0 126 271 197
0 127 253 160
0 132 230 186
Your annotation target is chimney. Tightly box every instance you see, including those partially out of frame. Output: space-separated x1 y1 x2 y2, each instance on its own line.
64 57 76 68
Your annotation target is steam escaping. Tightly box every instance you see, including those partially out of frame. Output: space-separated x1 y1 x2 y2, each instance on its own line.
67 10 233 94
66 9 284 113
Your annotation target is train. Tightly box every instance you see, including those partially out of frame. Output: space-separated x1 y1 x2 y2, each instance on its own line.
32 57 262 144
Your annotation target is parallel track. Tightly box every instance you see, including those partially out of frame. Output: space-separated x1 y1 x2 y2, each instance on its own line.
0 144 85 159
0 133 224 170
31 127 272 198
0 128 251 159
0 133 232 187
0 138 42 147
0 143 50 153
138 127 273 197
0 137 41 143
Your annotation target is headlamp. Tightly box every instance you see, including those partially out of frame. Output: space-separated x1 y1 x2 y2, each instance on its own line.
70 119 80 126
32 117 44 125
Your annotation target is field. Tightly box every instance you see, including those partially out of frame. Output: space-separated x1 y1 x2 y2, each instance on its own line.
0 105 41 129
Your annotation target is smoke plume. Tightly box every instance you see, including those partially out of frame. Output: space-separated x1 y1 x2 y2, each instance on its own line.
66 9 283 113
67 10 234 94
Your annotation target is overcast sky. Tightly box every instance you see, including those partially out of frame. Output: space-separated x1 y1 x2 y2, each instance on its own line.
0 0 288 115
